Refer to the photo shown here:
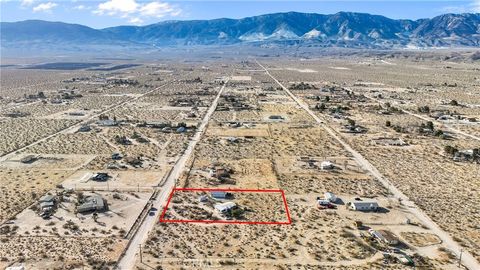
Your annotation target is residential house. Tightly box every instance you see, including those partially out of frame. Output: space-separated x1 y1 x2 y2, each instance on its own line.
77 194 107 213
215 202 236 213
348 200 379 211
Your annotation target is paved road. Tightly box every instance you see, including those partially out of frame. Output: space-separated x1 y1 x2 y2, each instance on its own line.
256 59 479 270
116 80 229 270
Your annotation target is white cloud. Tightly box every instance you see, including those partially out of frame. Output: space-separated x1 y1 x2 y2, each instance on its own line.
21 0 35 6
73 5 89 10
94 0 181 24
32 2 57 12
472 0 480 12
442 0 480 14
139 1 178 18
442 6 468 13
129 17 143 24
94 0 139 15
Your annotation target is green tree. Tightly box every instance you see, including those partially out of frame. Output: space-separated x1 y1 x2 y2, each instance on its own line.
231 208 244 219
347 119 356 126
418 106 430 113
444 145 458 156
426 121 434 131
450 100 459 106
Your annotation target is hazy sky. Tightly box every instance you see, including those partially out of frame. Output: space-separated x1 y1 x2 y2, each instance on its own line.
1 0 479 28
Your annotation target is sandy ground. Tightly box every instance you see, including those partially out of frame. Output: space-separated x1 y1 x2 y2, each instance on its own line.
0 118 78 156
0 169 75 223
1 57 477 269
5 191 151 238
61 170 167 191
163 190 288 223
135 61 465 270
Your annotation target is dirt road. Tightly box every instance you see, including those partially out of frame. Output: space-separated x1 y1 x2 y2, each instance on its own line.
359 92 480 142
256 59 480 270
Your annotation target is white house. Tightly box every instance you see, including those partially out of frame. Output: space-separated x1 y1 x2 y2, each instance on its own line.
320 161 334 170
348 201 379 211
214 202 236 213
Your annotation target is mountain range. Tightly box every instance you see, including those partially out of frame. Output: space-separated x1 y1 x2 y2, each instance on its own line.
1 12 480 49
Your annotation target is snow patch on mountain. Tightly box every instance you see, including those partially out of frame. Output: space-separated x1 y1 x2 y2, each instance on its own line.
302 29 326 39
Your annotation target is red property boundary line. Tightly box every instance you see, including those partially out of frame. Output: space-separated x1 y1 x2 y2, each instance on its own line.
159 187 292 225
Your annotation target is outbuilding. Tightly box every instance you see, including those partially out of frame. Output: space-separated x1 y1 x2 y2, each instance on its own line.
91 173 109 182
210 191 232 199
368 229 399 245
97 119 118 127
78 125 91 132
324 192 337 203
111 153 123 160
38 194 56 210
39 194 56 203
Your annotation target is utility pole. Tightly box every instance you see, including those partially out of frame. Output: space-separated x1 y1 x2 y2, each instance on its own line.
458 249 463 268
139 244 143 263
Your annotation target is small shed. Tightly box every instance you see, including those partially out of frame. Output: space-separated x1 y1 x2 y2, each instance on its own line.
324 192 337 203
209 166 230 179
111 153 123 160
78 125 91 132
268 115 284 120
226 137 239 143
21 155 39 164
176 126 186 133
91 173 109 182
378 230 399 245
210 191 231 199
38 195 57 214
39 201 55 210
39 194 56 203
369 229 399 245
97 119 117 126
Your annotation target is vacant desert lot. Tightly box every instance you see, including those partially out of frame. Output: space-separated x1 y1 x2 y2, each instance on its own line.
0 118 78 156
